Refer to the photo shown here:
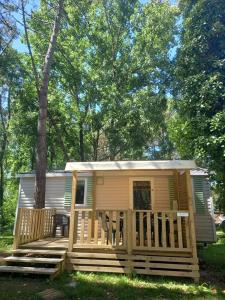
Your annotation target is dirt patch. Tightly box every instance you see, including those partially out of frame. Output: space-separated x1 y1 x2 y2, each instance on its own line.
200 260 225 290
37 288 65 300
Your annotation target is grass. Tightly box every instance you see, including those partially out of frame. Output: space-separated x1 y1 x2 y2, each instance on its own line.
0 234 13 252
199 230 225 269
198 229 225 281
0 231 225 299
0 272 224 300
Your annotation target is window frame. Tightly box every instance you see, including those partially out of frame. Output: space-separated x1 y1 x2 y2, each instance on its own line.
75 178 88 207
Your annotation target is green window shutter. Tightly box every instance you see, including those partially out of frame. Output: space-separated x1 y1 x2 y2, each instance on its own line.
168 176 176 210
64 176 93 208
64 176 72 207
86 177 93 207
193 177 205 214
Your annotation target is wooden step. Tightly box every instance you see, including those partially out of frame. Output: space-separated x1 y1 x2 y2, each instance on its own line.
0 265 58 275
4 256 63 264
11 249 66 256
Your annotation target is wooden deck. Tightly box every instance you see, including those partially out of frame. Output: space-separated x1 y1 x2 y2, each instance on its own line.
19 237 68 250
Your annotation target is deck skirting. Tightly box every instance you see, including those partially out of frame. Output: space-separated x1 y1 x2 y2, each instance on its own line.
66 251 199 281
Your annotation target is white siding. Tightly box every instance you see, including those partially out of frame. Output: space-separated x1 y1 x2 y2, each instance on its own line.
19 177 70 215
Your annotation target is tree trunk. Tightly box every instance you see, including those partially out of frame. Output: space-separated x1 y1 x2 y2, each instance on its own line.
0 88 10 229
34 0 64 208
79 121 85 161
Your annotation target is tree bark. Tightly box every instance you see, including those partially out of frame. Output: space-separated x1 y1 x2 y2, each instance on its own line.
34 0 64 208
0 88 11 229
79 121 84 161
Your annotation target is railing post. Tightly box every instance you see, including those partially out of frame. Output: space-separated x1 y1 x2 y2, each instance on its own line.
127 209 133 254
127 209 133 275
185 170 198 262
13 208 22 250
68 171 77 252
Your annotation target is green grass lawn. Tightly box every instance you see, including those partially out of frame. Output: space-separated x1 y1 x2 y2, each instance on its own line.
199 230 225 271
0 272 224 300
0 231 225 299
198 229 225 286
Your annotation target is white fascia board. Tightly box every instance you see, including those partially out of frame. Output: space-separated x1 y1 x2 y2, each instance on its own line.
65 160 197 171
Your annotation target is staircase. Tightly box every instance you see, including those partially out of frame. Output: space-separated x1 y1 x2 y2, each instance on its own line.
0 249 66 278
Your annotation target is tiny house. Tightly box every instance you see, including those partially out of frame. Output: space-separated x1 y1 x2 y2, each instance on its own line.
4 160 216 281
16 164 216 244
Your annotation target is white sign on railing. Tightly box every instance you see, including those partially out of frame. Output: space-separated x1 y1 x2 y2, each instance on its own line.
177 212 189 217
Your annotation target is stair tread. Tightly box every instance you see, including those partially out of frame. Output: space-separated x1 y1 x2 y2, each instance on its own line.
11 249 66 255
4 256 63 264
0 265 58 274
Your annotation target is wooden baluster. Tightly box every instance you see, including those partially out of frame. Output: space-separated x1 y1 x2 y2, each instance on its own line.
30 210 34 241
68 171 77 252
177 215 183 249
94 211 99 244
123 211 127 247
29 210 32 241
185 216 190 249
101 211 106 245
116 211 120 247
73 210 78 244
161 212 167 248
13 208 22 250
87 211 92 243
108 211 113 245
147 211 151 248
80 211 85 244
154 212 159 248
140 212 144 247
169 212 175 248
20 209 25 244
33 210 37 240
132 211 136 248
24 209 28 243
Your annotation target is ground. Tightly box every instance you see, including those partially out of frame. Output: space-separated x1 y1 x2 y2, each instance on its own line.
0 231 224 300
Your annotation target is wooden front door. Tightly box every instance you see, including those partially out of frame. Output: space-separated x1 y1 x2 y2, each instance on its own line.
130 178 152 210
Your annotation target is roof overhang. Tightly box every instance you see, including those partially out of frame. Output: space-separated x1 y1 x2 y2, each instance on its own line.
65 160 197 172
18 172 92 178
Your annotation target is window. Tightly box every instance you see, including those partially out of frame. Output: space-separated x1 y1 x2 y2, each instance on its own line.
133 181 151 210
76 179 87 206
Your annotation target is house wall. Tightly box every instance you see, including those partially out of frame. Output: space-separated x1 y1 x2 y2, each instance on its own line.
192 176 216 243
19 176 69 215
17 170 216 243
95 170 174 211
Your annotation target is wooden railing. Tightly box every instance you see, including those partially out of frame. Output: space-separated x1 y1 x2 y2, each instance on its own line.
132 210 190 251
13 208 56 249
72 209 191 252
73 209 127 249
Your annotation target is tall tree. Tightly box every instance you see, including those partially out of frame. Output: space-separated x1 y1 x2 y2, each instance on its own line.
169 0 225 209
21 0 64 208
0 47 22 228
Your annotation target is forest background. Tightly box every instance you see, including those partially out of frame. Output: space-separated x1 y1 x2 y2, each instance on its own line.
0 0 224 232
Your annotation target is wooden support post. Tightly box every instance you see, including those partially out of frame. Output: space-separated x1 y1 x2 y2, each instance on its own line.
91 171 96 238
185 170 198 259
174 170 179 210
68 171 77 252
13 208 22 250
185 170 199 282
127 209 133 275
127 209 133 255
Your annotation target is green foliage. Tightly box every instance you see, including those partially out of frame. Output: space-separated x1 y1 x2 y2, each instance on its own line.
27 0 178 161
2 178 18 233
168 0 225 209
